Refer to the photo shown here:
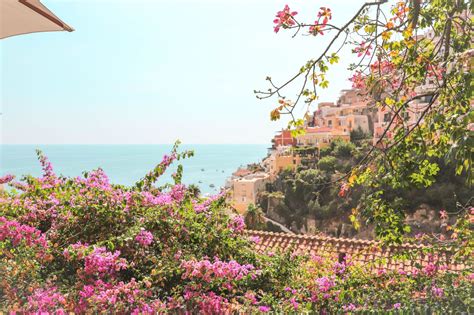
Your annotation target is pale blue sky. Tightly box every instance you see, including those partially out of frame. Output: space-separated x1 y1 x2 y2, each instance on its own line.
1 0 364 144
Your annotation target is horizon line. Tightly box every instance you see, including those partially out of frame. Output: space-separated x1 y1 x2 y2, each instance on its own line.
0 143 270 146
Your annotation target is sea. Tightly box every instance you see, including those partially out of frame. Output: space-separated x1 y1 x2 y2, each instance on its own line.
0 144 269 194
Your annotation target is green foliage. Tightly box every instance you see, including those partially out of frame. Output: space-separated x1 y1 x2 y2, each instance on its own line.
0 148 473 313
317 156 337 172
244 204 266 230
259 0 473 242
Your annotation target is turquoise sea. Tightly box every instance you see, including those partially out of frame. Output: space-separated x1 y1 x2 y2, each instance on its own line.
0 145 268 194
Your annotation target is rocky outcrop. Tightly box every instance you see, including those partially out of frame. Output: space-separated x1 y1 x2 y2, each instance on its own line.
265 198 450 239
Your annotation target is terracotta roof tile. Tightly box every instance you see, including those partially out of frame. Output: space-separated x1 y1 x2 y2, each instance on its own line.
246 230 465 273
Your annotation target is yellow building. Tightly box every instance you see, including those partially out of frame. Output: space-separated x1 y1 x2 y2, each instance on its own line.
295 127 350 148
230 172 271 213
263 148 301 179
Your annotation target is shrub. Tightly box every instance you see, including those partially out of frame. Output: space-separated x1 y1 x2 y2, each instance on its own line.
318 156 337 172
0 147 472 313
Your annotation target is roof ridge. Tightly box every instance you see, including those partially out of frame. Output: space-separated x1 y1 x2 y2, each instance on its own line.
245 230 426 249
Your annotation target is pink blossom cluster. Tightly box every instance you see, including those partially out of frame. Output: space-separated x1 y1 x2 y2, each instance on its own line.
0 216 48 252
170 184 186 202
83 247 128 278
38 150 55 178
349 71 366 89
26 287 66 313
354 42 373 57
370 60 395 75
431 286 444 298
315 276 336 292
75 168 112 191
309 7 332 36
181 257 255 282
228 215 245 234
332 261 346 275
273 5 298 33
0 174 15 184
141 153 178 188
78 279 152 313
343 303 357 311
193 191 225 213
182 289 231 313
141 191 173 207
135 229 154 247
36 150 64 189
197 291 230 314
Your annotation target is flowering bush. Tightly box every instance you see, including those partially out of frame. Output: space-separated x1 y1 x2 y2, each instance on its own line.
0 145 472 313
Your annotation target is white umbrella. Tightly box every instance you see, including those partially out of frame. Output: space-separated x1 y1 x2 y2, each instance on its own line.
0 0 73 39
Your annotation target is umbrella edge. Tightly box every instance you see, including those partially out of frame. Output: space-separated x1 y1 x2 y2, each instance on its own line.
19 0 74 32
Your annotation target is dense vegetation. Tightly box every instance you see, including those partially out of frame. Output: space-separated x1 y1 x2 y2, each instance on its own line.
0 0 472 312
257 0 473 242
1 148 472 313
261 140 472 238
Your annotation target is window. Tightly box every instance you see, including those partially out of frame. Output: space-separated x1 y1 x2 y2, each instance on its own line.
383 113 391 122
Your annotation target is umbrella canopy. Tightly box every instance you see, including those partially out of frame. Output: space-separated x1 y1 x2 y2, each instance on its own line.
0 0 73 39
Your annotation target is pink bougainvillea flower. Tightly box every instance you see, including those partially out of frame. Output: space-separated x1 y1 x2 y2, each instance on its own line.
315 276 335 293
259 305 271 312
27 287 66 313
431 286 444 298
250 235 261 244
343 303 356 311
228 215 245 233
290 297 299 310
135 229 154 247
0 174 15 184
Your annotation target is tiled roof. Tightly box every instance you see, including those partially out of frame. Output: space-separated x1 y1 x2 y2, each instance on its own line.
246 230 466 273
232 169 252 177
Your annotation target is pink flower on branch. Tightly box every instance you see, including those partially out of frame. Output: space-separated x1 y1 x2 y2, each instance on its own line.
180 257 256 282
439 209 448 220
228 215 245 234
135 229 154 247
273 5 298 33
309 24 325 36
0 174 15 185
354 42 373 57
0 216 48 256
349 71 367 89
83 247 128 278
27 287 66 313
317 7 332 25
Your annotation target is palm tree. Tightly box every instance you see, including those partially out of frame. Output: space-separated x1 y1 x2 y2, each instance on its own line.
187 184 201 198
244 204 266 230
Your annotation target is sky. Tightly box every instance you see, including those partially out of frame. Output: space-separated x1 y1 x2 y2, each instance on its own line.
0 0 365 144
